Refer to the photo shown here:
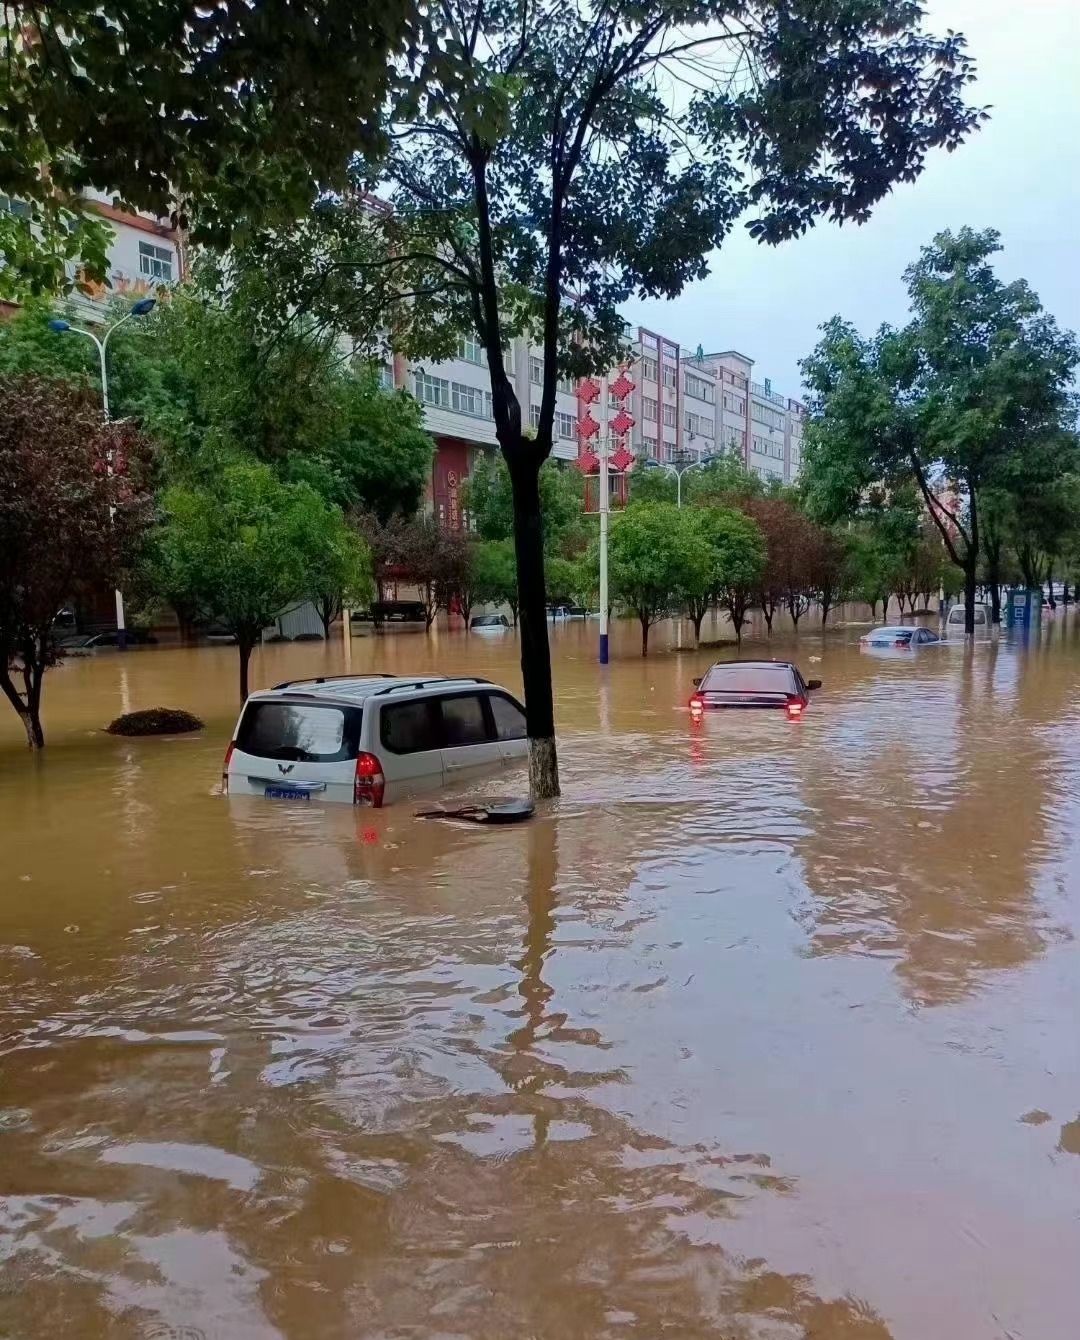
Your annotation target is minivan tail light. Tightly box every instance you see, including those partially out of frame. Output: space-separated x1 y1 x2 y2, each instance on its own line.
354 752 385 808
222 741 235 792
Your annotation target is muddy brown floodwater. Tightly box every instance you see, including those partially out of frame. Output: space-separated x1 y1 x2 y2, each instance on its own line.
3 612 1080 1338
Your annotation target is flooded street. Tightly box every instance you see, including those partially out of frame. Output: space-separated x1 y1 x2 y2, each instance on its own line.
3 614 1080 1338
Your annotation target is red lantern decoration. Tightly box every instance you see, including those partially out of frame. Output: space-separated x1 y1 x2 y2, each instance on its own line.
578 411 600 440
575 450 600 475
610 444 635 473
577 377 600 404
611 409 634 437
610 371 635 401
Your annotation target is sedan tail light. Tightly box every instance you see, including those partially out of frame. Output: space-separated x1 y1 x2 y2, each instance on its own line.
222 741 235 792
786 698 805 720
354 751 385 807
689 694 704 717
894 638 910 648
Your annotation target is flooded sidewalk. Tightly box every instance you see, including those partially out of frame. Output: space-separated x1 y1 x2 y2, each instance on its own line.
2 616 1080 1338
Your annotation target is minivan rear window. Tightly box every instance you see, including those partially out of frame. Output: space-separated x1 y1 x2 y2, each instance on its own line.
237 701 359 762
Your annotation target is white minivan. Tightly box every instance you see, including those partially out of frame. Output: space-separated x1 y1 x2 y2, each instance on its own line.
945 602 992 634
223 675 528 807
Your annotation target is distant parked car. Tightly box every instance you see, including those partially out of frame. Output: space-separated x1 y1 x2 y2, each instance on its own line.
689 660 821 720
223 674 528 807
58 629 157 651
859 625 941 650
372 600 428 626
470 613 511 631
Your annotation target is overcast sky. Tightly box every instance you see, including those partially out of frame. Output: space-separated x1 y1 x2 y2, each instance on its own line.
621 0 1080 400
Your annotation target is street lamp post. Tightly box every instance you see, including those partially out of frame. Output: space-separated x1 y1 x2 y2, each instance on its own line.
599 437 610 665
50 298 156 649
644 452 720 506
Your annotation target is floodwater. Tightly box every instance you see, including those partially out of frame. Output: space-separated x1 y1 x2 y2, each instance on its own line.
3 612 1080 1339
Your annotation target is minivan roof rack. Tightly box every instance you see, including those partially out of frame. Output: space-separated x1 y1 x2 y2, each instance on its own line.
367 675 492 697
270 673 396 691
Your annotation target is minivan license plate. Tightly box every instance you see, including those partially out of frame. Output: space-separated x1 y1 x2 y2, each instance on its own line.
264 786 310 802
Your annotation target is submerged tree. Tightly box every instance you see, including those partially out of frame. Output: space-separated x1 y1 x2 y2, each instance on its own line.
151 464 356 701
0 376 152 747
682 507 766 643
607 503 698 656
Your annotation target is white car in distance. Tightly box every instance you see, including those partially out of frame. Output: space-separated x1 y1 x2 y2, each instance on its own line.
223 674 528 807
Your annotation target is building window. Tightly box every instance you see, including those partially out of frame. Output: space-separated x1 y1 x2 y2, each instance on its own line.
662 404 676 428
684 374 714 403
529 356 543 385
379 363 395 390
530 402 542 429
413 371 451 408
0 193 32 219
451 382 493 418
684 411 710 437
457 335 483 364
138 240 174 283
662 364 677 390
642 396 658 422
751 402 785 431
558 376 575 395
555 411 578 440
642 356 658 382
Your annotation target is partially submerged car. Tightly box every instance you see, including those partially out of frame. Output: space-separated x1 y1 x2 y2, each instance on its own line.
224 674 528 807
689 661 821 721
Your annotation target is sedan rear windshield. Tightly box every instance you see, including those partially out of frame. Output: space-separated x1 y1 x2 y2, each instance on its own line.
237 701 360 762
700 665 796 693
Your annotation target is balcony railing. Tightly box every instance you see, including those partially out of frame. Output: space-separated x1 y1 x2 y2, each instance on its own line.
751 381 785 407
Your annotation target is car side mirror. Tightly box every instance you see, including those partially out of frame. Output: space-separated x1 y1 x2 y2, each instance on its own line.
692 677 702 688
807 679 822 691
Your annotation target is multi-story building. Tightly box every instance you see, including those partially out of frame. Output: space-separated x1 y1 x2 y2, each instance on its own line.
408 327 805 523
0 188 184 321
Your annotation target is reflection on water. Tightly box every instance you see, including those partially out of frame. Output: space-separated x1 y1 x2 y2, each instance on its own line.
2 615 1080 1337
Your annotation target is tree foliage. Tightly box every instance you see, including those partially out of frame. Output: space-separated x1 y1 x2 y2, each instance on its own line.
0 375 153 747
802 228 1079 632
0 2 419 297
463 452 586 553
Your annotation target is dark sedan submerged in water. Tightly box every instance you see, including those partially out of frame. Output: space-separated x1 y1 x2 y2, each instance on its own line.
689 660 821 720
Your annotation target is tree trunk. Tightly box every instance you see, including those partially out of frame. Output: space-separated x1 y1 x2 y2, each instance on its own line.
507 452 560 798
640 616 650 658
21 708 45 750
691 609 705 644
963 561 978 636
315 596 335 639
1047 564 1056 609
238 637 255 703
1 663 45 749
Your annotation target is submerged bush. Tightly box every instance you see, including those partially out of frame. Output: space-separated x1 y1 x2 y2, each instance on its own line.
106 708 204 737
